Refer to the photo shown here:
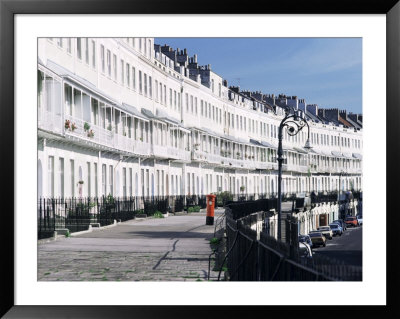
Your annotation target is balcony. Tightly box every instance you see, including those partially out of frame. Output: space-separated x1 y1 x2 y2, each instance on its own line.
38 109 63 135
192 150 221 165
61 115 151 157
167 148 191 162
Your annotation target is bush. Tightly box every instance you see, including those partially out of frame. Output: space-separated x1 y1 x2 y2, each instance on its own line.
153 211 164 218
215 191 233 206
188 206 201 213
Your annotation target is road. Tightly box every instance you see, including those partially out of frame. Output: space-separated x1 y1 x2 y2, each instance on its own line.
312 225 362 267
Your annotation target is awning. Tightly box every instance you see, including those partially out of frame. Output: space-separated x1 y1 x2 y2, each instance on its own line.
342 152 353 159
141 108 157 119
250 139 262 146
260 140 275 149
293 147 309 154
331 151 343 157
283 145 294 151
45 60 118 106
120 103 149 122
352 153 363 159
197 127 220 138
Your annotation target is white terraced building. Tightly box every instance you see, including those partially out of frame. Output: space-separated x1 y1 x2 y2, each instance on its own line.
37 37 362 199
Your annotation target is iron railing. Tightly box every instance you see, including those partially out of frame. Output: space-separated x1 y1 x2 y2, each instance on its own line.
223 211 362 281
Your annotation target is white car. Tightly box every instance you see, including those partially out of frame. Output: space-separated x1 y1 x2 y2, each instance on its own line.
317 226 333 240
356 215 363 225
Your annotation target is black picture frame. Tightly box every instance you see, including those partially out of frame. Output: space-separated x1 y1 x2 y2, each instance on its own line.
1 0 398 317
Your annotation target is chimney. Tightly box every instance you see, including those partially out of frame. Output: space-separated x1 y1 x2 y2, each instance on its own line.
194 54 198 63
184 48 187 55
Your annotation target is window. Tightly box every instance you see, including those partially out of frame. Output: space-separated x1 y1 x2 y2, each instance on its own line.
178 93 181 110
70 159 75 197
190 95 193 113
139 71 142 93
195 97 197 114
144 73 147 96
57 38 63 48
159 82 162 103
77 38 82 59
64 84 72 116
148 39 151 58
123 167 127 197
85 38 89 64
211 79 214 93
113 54 117 80
87 162 91 197
155 80 158 101
132 67 136 90
174 91 177 109
48 156 54 197
107 50 111 76
100 45 105 73
59 158 64 198
109 165 113 195
164 85 166 105
149 76 152 98
121 59 124 85
218 83 221 97
126 63 130 87
94 163 98 197
201 100 203 116
67 39 71 54
102 164 107 196
129 168 133 196
91 40 96 68
170 89 173 107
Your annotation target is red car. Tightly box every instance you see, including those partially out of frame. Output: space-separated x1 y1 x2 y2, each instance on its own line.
345 216 358 227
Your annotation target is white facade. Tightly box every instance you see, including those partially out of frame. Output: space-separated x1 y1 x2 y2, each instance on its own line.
37 38 363 198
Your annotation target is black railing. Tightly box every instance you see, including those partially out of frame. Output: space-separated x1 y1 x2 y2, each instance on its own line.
223 210 362 281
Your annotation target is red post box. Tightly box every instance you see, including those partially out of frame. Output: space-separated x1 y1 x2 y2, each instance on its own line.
206 194 216 225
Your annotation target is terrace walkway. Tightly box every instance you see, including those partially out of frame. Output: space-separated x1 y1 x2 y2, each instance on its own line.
38 209 224 281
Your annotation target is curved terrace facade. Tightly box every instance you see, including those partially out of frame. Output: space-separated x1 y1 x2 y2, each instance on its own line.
37 37 363 199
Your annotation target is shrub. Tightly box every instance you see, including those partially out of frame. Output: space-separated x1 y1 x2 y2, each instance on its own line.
153 211 164 218
188 206 201 213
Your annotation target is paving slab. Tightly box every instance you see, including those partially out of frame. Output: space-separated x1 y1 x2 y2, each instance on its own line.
38 210 225 281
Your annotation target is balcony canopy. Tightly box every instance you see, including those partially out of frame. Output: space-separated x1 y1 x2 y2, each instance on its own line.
45 59 118 106
293 147 309 154
331 151 343 157
120 103 149 122
352 153 363 159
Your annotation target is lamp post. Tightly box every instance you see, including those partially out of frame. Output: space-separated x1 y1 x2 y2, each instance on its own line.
277 109 311 241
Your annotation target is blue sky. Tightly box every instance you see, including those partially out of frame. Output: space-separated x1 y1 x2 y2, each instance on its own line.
155 38 362 114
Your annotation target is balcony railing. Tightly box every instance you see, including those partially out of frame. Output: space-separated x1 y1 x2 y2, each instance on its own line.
38 109 63 134
63 115 151 157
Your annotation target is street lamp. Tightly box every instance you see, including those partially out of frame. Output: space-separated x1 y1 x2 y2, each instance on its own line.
277 108 311 241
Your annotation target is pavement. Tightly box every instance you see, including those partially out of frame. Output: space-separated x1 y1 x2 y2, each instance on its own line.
38 209 225 282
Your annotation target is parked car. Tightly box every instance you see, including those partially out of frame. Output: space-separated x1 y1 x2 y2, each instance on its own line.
308 231 326 247
332 219 347 231
356 214 363 226
317 226 333 240
299 234 313 249
345 216 358 227
329 223 343 236
299 241 313 258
